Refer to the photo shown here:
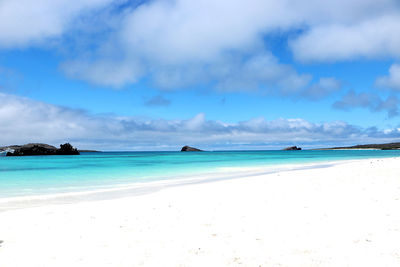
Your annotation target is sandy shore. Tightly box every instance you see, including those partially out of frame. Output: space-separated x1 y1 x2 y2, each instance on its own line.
1 158 400 266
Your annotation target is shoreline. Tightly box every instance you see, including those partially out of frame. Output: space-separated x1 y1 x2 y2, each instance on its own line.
0 157 400 266
2 150 400 201
0 157 389 212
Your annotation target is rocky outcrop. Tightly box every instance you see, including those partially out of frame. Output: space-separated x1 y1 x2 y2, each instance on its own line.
58 143 80 155
3 143 80 156
283 146 302 151
181 145 202 152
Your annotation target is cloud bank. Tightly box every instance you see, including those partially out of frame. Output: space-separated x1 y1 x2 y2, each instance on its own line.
0 0 117 48
1 93 399 150
2 0 397 92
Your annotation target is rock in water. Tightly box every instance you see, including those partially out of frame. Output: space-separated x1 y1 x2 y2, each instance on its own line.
181 145 202 152
5 143 80 156
57 143 79 155
283 146 302 150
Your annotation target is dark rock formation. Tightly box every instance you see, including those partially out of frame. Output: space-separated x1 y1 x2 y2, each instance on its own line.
325 142 400 150
283 146 302 151
181 145 202 152
4 143 80 156
58 143 79 154
4 143 57 156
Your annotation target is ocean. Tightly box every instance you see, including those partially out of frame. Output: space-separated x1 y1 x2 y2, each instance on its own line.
1 150 399 198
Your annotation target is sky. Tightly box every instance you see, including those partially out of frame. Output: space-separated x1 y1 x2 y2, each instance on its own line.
1 0 400 150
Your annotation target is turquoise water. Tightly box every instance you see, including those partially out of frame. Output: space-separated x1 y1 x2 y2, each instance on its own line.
0 150 399 198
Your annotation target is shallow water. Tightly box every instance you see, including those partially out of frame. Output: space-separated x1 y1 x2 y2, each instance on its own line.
0 150 399 198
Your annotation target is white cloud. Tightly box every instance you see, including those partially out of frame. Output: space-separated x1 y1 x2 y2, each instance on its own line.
1 93 399 150
290 15 400 62
376 63 400 91
0 0 117 48
3 0 396 50
116 0 398 65
58 0 400 88
1 0 400 89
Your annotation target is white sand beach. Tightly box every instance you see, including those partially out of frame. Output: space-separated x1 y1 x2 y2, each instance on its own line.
1 157 400 266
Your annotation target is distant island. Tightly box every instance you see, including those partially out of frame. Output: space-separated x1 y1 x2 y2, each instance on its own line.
181 145 202 151
2 142 399 155
319 142 400 150
0 143 80 156
283 146 302 150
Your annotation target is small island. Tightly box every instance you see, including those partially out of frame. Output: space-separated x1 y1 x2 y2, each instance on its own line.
283 146 302 150
1 143 80 156
181 145 202 152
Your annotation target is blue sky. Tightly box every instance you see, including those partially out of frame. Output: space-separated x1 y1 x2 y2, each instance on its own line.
1 0 400 150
